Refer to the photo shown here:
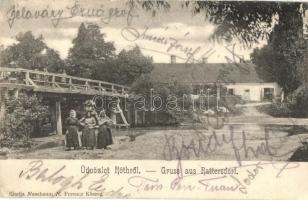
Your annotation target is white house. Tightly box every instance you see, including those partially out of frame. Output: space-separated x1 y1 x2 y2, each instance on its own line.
150 58 282 102
225 82 281 101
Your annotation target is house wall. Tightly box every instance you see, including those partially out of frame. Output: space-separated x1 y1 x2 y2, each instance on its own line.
224 82 282 101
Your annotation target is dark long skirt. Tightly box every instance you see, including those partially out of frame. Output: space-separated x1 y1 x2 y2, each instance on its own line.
66 126 79 148
81 127 96 148
97 125 113 149
106 128 113 146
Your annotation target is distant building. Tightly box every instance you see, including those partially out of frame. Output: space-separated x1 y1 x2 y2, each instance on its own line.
150 56 282 102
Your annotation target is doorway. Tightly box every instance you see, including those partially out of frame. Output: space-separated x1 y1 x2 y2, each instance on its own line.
263 88 274 101
243 89 250 101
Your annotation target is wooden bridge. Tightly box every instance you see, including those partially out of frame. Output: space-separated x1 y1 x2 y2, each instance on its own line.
0 67 131 135
0 67 129 97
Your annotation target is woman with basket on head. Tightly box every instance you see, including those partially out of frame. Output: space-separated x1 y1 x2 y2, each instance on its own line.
79 100 99 150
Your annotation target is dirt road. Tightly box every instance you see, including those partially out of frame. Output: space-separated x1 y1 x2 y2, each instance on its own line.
4 103 308 161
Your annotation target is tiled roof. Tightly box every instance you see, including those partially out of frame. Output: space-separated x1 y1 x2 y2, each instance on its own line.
150 62 266 84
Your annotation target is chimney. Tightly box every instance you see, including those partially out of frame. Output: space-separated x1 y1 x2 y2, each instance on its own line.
202 57 208 64
170 55 176 64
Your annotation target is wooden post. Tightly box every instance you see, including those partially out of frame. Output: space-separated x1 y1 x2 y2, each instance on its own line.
50 99 62 135
69 78 72 90
13 89 19 99
0 89 8 131
52 75 55 87
126 102 132 124
25 72 30 85
56 100 62 135
99 82 102 93
142 110 145 124
50 101 56 132
85 81 89 91
134 110 138 125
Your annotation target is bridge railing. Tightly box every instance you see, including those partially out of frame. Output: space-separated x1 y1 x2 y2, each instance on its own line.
0 67 130 96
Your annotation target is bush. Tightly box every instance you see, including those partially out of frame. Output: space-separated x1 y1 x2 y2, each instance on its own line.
288 86 308 117
257 86 308 118
0 93 49 148
131 75 194 125
257 103 292 117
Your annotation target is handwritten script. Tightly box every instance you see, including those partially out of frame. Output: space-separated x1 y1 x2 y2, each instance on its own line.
6 0 139 28
19 160 131 198
157 125 301 194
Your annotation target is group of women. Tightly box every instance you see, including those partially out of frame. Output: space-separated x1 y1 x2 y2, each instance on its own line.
65 100 114 150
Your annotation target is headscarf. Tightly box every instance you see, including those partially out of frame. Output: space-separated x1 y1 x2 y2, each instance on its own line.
99 109 106 118
70 109 76 118
98 109 113 125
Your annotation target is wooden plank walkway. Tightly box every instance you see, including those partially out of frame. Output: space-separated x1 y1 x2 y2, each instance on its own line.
0 67 129 97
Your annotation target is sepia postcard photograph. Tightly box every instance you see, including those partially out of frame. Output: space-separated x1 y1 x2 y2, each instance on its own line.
0 0 308 199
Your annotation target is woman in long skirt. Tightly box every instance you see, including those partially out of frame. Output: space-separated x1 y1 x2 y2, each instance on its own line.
65 110 79 150
80 112 97 150
97 110 114 149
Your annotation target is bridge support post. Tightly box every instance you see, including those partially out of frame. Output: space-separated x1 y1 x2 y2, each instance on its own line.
142 110 145 124
0 89 8 132
134 110 138 125
56 101 62 135
50 100 62 135
126 102 132 125
13 89 19 99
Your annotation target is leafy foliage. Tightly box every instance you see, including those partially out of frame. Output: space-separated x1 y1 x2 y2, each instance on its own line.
288 86 308 117
93 46 154 85
116 46 154 85
138 2 306 45
251 3 306 94
139 1 274 44
1 93 49 148
129 0 171 17
131 74 193 123
189 1 279 45
257 87 308 118
66 23 116 78
257 103 292 119
0 31 64 72
67 23 153 86
251 46 280 82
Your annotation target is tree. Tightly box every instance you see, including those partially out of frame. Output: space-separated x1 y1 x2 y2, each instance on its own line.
251 3 306 93
251 46 281 82
93 46 154 85
117 46 154 85
138 2 306 44
251 39 304 94
66 23 116 78
0 31 64 73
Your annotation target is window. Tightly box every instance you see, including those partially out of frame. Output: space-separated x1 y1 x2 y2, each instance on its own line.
228 88 234 95
263 88 274 100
